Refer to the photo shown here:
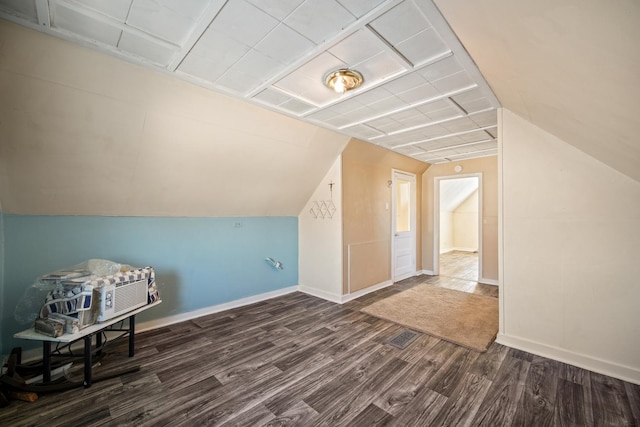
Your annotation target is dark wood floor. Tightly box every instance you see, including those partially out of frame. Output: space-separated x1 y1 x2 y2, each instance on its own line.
1 275 638 426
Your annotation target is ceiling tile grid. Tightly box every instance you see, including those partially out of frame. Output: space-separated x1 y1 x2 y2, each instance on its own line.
0 0 501 163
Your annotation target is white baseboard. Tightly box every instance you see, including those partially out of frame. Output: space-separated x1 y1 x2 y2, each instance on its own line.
299 280 394 304
297 285 343 304
440 247 478 254
340 280 393 303
496 333 640 385
479 277 499 286
419 269 435 276
137 286 298 333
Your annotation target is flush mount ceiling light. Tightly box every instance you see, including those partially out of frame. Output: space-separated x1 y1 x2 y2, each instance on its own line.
324 68 363 93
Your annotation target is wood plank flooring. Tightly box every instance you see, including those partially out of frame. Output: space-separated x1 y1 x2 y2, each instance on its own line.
439 250 479 281
1 274 638 426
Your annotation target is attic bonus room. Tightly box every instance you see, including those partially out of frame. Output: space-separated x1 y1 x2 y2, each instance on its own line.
0 0 639 425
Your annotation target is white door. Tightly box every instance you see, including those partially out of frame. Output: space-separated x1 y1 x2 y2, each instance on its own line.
392 170 416 281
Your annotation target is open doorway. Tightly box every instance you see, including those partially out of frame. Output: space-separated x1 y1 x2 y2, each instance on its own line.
434 174 482 281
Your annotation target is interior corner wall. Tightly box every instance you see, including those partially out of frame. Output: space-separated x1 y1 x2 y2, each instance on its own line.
439 211 453 253
499 108 640 384
453 190 479 251
299 155 343 302
342 139 429 295
422 157 498 281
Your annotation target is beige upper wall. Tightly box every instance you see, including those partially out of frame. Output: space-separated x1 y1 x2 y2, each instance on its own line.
434 0 640 183
0 20 349 216
342 139 429 294
500 108 640 381
422 156 498 282
453 190 479 251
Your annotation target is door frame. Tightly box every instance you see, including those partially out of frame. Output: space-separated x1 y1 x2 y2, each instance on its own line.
391 169 417 282
433 173 483 278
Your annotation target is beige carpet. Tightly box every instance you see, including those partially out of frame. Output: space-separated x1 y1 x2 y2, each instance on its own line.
361 284 498 352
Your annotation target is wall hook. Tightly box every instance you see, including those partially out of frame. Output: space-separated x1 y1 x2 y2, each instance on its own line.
265 257 283 270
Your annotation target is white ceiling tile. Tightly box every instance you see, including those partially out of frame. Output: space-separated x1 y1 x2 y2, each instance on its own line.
348 124 385 139
414 124 451 139
390 108 427 122
353 52 406 85
224 50 285 84
416 99 452 114
393 114 431 129
470 110 497 127
425 107 461 121
191 27 251 57
210 0 279 47
246 0 305 20
381 72 427 94
340 105 376 123
79 0 133 21
460 98 493 113
215 68 264 94
366 116 398 130
368 95 407 114
440 117 477 133
284 0 356 44
396 27 449 65
254 24 316 64
52 4 122 46
178 54 232 82
290 52 346 80
350 86 393 105
0 0 37 21
275 71 340 106
279 98 315 115
126 0 207 44
450 87 483 104
329 29 383 65
179 29 250 80
275 73 318 97
118 31 176 65
324 114 357 128
337 0 386 18
275 51 347 105
306 109 339 122
369 1 430 45
253 88 292 106
326 98 365 114
459 132 492 142
418 55 463 82
395 83 440 104
396 147 426 158
431 70 475 94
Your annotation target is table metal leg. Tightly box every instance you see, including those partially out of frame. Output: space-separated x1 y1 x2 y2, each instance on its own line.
83 336 92 387
43 341 51 383
96 332 103 356
128 315 136 357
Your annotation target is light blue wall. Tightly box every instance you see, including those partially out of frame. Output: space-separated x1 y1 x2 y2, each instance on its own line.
2 215 298 354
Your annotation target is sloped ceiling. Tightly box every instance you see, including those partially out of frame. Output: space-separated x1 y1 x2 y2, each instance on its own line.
0 0 500 164
434 0 640 183
440 177 477 212
0 20 350 216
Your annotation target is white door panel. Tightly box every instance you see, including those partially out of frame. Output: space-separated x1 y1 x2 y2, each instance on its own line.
392 171 416 281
